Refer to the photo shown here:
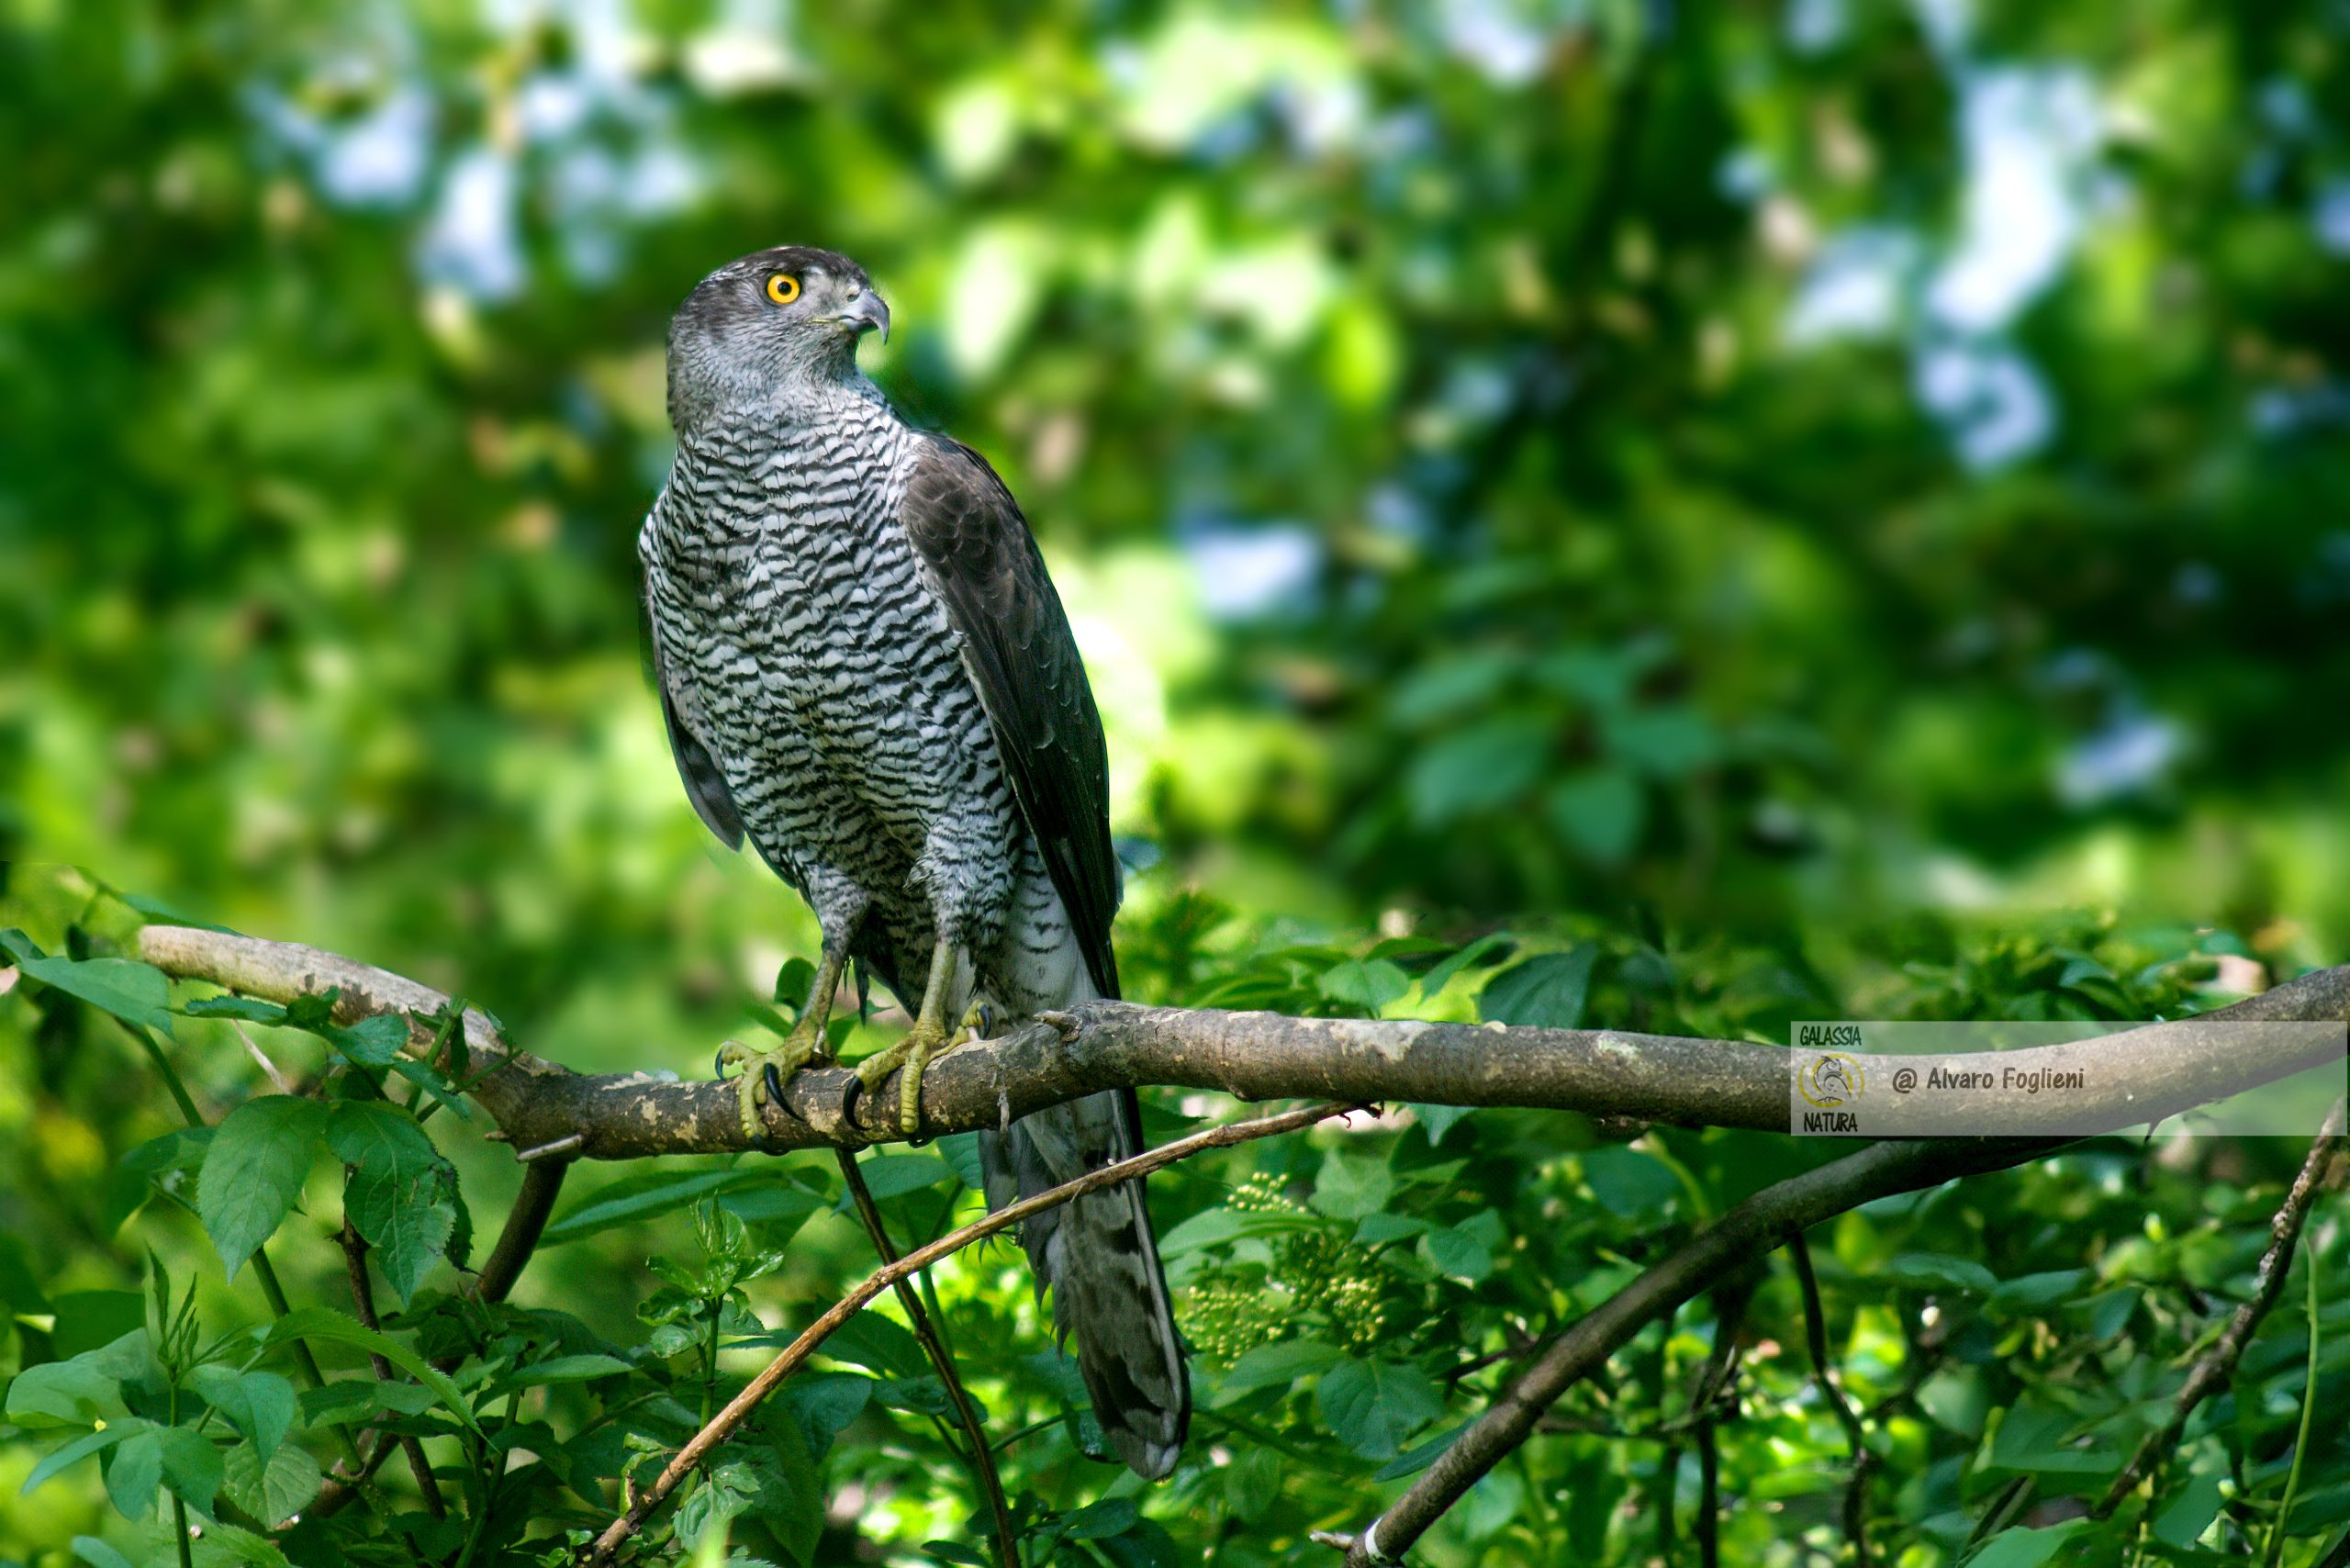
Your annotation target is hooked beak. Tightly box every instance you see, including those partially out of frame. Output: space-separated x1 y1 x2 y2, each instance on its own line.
842 288 890 345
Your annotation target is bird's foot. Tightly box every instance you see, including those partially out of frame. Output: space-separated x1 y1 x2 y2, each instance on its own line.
715 1023 832 1141
851 1014 963 1137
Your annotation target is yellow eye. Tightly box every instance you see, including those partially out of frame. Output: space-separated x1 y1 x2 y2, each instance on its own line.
766 273 800 305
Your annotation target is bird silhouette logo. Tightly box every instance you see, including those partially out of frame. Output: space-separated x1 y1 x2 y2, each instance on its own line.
1800 1052 1865 1109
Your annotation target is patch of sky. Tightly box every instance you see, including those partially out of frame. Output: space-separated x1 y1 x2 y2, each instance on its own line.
1185 522 1324 622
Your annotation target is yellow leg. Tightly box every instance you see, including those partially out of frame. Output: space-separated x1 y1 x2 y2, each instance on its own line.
854 936 961 1136
717 943 848 1139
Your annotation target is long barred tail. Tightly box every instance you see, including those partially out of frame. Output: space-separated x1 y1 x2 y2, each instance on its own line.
977 1085 1189 1477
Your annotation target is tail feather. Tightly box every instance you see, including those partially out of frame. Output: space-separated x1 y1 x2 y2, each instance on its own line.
978 1089 1189 1477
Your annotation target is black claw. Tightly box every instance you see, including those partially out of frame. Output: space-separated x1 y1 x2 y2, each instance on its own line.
839 1072 866 1125
714 1048 728 1081
764 1062 786 1107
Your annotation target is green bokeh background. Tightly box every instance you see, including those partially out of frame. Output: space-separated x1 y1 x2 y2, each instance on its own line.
4 0 2348 1562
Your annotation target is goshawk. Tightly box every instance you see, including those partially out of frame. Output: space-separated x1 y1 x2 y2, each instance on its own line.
638 245 1187 1477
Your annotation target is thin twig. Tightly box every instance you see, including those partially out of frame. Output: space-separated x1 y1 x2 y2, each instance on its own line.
338 1217 448 1518
836 1148 1021 1568
2095 1097 2347 1518
1790 1233 1874 1566
583 1101 1361 1566
1692 1274 1756 1568
229 1017 297 1093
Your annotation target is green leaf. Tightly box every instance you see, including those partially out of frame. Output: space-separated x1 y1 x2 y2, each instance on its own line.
1354 1212 1429 1245
1413 934 1514 1001
487 1353 633 1394
187 1515 291 1568
544 1166 809 1246
344 1162 455 1305
674 1460 762 1551
1604 705 1719 779
198 1096 325 1281
1406 716 1552 825
1884 1253 2000 1296
1405 1103 1476 1148
1211 1339 1343 1406
1309 1151 1394 1222
5 1331 145 1429
324 1099 437 1177
779 1373 871 1458
1417 1222 1495 1283
822 1313 927 1379
1964 1520 2088 1567
1390 653 1519 725
21 1419 144 1497
189 1366 296 1466
848 1152 957 1203
1317 958 1409 1014
0 932 175 1035
1581 1147 1683 1216
1987 1401 2115 1477
1479 948 1596 1030
219 1437 320 1529
72 1538 140 1568
298 1379 438 1427
1225 1446 1281 1521
1545 766 1646 867
331 1102 458 1304
1989 1270 2089 1311
1372 1420 1468 1481
1064 1496 1138 1539
1316 1356 1445 1461
259 1309 481 1435
102 1426 162 1520
2152 1472 2227 1549
157 1426 223 1516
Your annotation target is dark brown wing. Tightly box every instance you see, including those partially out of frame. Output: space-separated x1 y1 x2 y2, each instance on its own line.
647 610 745 850
899 438 1122 1001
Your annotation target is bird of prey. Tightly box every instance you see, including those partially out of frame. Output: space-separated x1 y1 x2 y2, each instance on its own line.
638 245 1188 1478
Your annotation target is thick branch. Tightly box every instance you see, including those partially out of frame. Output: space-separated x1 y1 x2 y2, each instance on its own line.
138 927 2350 1157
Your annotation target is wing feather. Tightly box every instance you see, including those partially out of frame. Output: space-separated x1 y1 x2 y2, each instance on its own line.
898 439 1122 1000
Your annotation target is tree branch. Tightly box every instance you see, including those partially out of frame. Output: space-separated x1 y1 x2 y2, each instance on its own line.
2094 1096 2347 1519
137 926 2350 1157
581 1101 1362 1567
1340 1137 2068 1566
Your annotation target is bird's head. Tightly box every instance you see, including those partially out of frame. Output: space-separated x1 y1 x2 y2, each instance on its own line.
666 245 890 430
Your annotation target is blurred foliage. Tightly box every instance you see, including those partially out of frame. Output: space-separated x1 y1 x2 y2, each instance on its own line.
3 0 2348 1563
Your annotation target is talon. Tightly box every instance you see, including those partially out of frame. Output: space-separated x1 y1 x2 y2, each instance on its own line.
765 1062 786 1105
